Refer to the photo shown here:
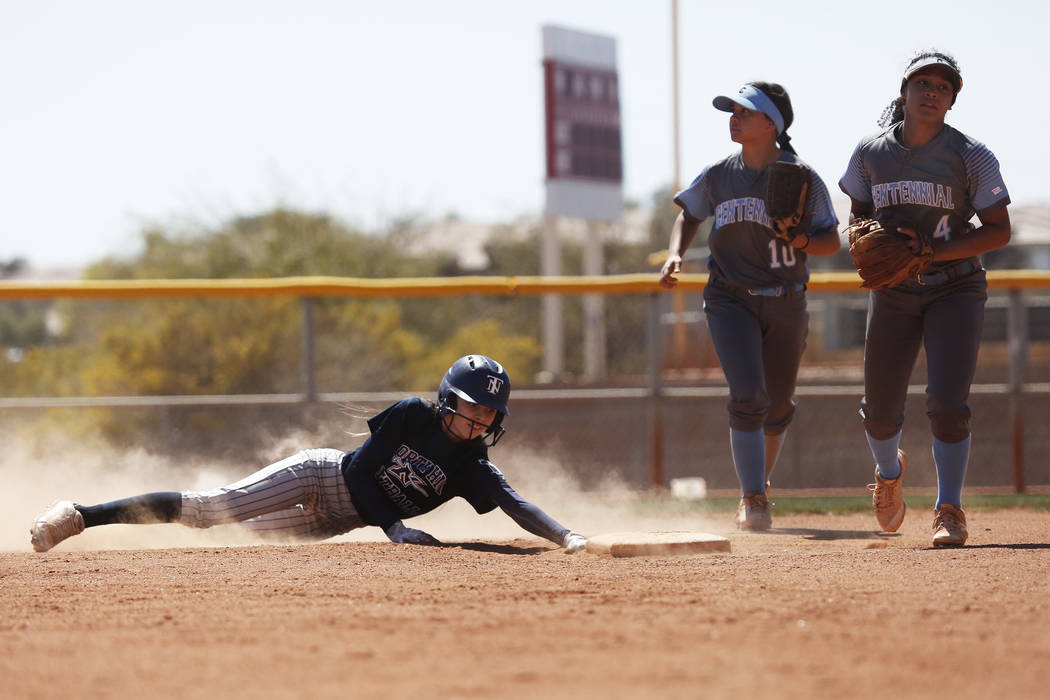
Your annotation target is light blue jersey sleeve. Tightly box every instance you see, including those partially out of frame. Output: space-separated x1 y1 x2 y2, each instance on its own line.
806 166 838 232
838 138 873 203
673 166 715 222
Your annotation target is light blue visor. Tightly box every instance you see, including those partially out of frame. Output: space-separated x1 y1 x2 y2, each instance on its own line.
712 85 784 135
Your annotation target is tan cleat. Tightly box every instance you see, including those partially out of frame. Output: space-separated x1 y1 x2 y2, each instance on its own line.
735 492 772 531
868 449 907 532
932 504 968 547
29 501 85 552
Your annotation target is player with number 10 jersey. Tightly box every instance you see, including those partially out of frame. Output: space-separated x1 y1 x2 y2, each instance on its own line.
660 81 840 531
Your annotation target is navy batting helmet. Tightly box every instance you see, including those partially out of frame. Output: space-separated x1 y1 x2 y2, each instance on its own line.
437 355 511 445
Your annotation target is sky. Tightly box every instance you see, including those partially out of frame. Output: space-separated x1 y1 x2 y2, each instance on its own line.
3 0 1048 269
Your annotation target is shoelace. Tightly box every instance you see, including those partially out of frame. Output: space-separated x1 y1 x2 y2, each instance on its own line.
868 482 897 510
935 510 962 532
744 495 767 508
741 495 771 516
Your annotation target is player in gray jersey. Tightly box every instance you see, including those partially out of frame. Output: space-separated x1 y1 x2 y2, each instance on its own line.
660 81 840 530
839 51 1011 546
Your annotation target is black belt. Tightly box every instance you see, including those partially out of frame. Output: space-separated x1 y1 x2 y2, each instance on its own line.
916 259 981 286
710 277 806 297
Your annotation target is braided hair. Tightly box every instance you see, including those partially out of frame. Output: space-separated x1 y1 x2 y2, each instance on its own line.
748 81 796 153
878 50 962 128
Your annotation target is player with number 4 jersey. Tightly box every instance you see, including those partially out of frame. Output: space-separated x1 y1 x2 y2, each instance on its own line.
839 50 1011 546
659 81 839 530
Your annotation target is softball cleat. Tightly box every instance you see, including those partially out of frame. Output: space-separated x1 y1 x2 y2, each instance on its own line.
932 504 968 547
735 492 772 531
869 449 907 532
30 501 85 552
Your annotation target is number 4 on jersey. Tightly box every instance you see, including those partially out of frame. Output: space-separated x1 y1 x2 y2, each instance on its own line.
933 214 952 241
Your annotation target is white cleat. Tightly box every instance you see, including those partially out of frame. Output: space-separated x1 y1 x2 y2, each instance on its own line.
30 501 85 552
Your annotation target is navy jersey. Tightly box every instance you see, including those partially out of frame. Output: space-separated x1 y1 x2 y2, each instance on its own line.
341 398 568 543
675 151 838 290
839 122 1010 274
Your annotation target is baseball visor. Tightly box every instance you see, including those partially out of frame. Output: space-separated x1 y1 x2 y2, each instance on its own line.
903 56 962 93
713 84 785 134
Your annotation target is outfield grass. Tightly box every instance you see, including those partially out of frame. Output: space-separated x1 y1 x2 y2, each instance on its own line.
627 493 1050 516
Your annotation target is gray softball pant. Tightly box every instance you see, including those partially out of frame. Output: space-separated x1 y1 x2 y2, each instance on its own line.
861 272 987 442
703 282 809 434
179 448 365 541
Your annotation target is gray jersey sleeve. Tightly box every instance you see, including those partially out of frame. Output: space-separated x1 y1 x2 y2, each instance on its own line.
807 168 838 232
839 136 875 203
962 140 1010 212
674 167 715 222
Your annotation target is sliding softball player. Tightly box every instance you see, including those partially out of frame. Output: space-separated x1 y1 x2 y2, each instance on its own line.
30 355 588 554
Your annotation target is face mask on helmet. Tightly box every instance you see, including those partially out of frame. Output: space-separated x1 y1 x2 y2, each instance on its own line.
437 355 511 446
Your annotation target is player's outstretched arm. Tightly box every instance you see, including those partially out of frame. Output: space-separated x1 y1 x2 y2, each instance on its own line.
473 459 587 552
489 484 586 552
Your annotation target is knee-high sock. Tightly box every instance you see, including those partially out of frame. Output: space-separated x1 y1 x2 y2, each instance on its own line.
731 428 766 495
866 431 903 480
76 492 182 528
933 436 971 509
765 431 786 482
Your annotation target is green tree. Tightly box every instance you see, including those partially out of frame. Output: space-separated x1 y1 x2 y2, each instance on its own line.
407 318 541 391
9 209 546 455
0 300 49 347
8 193 701 454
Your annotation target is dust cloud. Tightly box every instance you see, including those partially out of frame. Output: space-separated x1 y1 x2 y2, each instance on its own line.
3 430 724 553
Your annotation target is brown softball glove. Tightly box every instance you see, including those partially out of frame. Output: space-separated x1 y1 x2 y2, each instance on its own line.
847 218 935 289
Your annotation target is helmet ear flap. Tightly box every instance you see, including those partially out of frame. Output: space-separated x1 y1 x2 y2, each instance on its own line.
438 392 457 417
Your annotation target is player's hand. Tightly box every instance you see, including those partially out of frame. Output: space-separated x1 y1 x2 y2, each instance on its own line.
563 531 587 554
895 225 934 257
659 255 682 289
384 521 441 546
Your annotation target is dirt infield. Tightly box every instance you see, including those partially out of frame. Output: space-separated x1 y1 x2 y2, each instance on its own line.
4 510 1049 700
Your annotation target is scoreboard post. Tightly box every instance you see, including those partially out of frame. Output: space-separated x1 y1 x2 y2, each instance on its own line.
540 25 622 382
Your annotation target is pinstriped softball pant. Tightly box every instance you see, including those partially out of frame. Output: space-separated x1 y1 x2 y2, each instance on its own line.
179 448 364 541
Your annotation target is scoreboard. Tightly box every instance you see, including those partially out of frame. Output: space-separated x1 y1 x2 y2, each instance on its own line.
542 26 622 222
544 60 622 182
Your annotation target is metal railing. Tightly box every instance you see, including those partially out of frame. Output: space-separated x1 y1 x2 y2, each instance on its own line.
1 271 1046 491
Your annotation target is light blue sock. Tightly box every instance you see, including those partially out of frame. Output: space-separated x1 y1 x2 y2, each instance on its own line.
866 431 903 479
933 435 971 509
730 428 766 495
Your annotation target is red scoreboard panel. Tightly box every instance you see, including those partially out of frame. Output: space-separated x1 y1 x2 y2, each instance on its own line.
542 25 622 221
543 60 622 184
